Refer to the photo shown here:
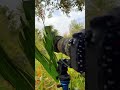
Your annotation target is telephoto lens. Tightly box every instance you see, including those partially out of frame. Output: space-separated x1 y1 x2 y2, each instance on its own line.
54 30 85 73
54 36 71 56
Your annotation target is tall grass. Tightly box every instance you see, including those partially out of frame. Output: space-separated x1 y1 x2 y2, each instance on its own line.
35 26 85 90
35 26 59 82
0 0 35 89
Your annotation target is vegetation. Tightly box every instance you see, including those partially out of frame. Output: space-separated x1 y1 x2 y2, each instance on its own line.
0 0 34 90
35 26 59 82
35 0 85 89
0 0 119 90
69 20 84 37
35 21 85 90
35 0 85 22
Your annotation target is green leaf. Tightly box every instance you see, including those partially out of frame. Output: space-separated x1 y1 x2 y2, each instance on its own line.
35 46 59 82
0 45 34 90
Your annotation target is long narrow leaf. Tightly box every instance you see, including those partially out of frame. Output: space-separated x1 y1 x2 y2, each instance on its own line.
43 26 58 69
35 46 58 82
0 45 34 90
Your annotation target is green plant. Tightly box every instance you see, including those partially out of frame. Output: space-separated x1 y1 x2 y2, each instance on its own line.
0 0 35 89
68 68 85 90
0 45 34 90
35 26 85 90
19 0 35 69
35 26 59 82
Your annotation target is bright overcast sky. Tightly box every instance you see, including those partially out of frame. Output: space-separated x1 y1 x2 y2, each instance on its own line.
0 0 85 36
35 8 85 36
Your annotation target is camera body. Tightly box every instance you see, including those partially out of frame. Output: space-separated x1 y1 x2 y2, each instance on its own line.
54 10 120 89
69 30 85 73
54 30 85 73
86 13 120 90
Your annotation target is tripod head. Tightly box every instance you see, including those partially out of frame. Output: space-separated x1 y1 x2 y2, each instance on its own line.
56 59 70 90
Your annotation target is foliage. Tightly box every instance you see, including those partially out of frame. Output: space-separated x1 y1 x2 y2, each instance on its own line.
35 28 42 41
35 25 85 90
63 20 84 37
19 0 35 69
35 0 85 90
0 0 35 90
0 45 34 90
68 68 85 90
69 20 84 36
34 26 65 89
35 55 85 90
35 0 85 20
35 26 59 82
35 60 60 90
18 0 35 87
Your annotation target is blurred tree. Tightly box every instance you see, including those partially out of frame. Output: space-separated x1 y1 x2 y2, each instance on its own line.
64 20 83 37
35 0 85 21
69 20 84 36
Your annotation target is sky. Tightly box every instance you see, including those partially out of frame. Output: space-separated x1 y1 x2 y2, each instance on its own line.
35 8 85 36
0 0 85 36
